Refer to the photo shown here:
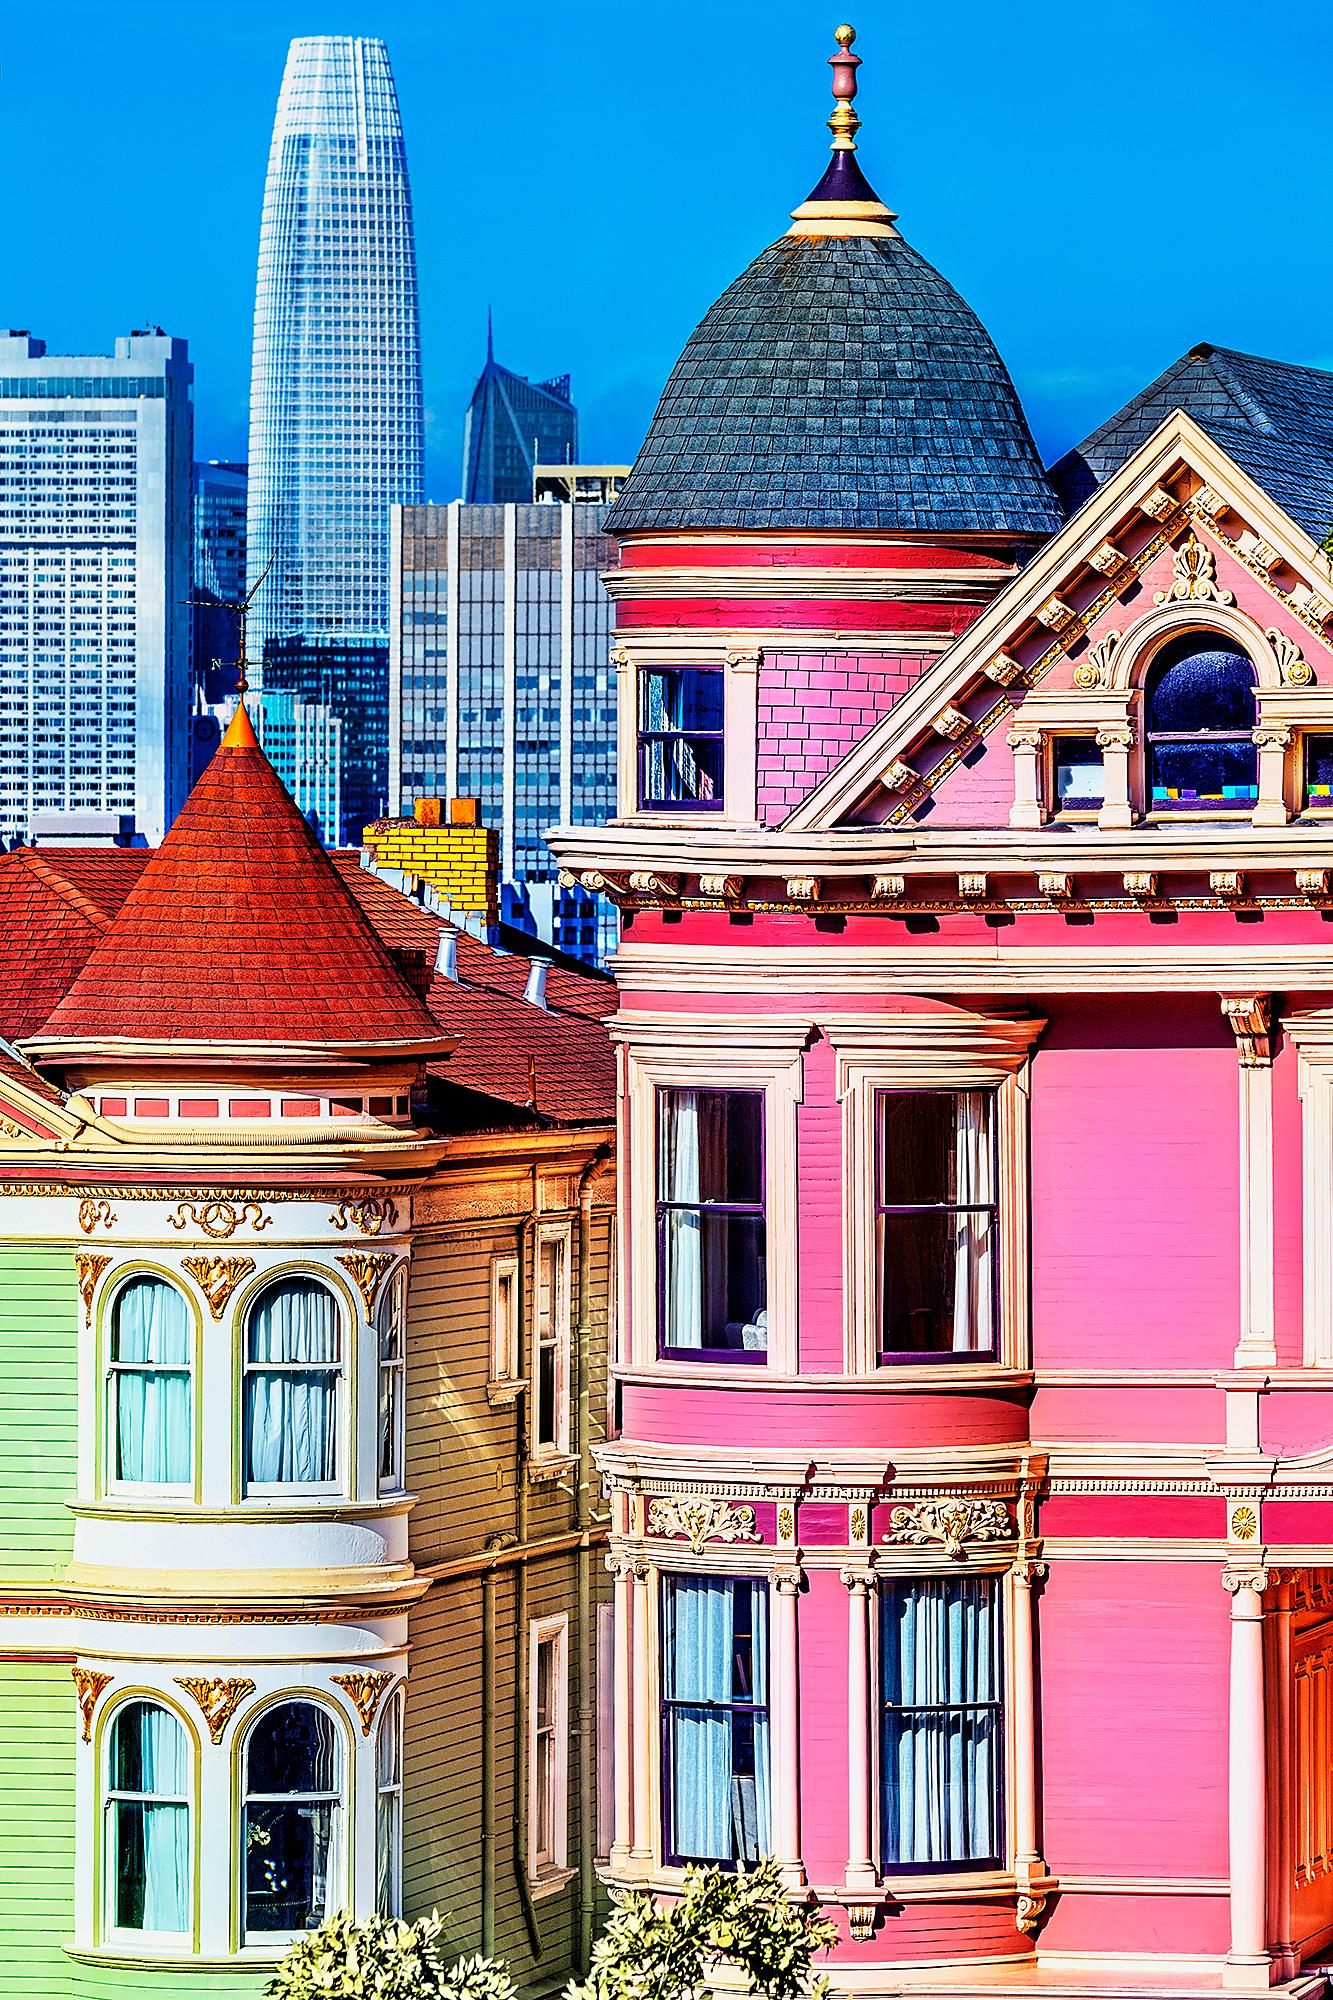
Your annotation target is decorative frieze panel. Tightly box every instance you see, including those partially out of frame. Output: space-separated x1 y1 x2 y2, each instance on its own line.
169 1199 270 1241
646 1496 762 1556
884 1497 1012 1560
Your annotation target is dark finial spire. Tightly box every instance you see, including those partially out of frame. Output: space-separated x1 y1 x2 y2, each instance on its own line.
788 24 897 238
828 25 861 151
486 307 494 365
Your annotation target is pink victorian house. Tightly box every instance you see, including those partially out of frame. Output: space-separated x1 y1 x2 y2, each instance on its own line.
551 25 1333 2000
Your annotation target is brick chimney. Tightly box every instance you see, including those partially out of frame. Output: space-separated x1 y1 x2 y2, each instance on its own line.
361 798 499 925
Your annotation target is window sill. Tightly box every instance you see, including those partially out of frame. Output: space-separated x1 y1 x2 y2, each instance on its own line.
528 1452 578 1484
487 1377 527 1408
528 1862 577 1900
66 1943 282 1969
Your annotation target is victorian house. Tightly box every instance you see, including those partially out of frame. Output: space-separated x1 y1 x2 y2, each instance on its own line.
0 703 615 1997
551 25 1333 1998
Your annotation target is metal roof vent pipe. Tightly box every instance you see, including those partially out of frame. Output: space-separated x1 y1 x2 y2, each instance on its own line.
523 959 549 1010
435 929 459 980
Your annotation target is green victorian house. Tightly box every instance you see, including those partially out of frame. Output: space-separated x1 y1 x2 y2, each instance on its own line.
0 706 615 1996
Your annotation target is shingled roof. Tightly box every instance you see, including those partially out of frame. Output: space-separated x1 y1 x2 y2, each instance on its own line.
1050 344 1333 542
33 709 449 1053
607 227 1062 538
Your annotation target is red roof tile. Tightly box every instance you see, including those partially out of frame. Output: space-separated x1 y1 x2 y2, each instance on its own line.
37 733 449 1049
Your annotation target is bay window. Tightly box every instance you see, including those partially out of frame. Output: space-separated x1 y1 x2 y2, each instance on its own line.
376 1264 406 1493
242 1701 340 1937
880 1577 1003 1870
661 1575 769 1866
107 1276 192 1487
658 1088 766 1360
638 666 725 811
877 1090 997 1360
375 1691 403 1917
105 1700 190 1936
243 1278 341 1490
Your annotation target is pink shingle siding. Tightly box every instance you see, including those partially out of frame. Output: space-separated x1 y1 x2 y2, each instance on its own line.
755 651 931 823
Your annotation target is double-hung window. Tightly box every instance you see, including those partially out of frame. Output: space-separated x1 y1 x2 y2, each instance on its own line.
376 1264 406 1493
534 1230 570 1457
658 1088 766 1360
528 1616 568 1879
877 1090 997 1360
105 1700 190 1936
107 1277 192 1487
243 1279 342 1490
661 1576 769 1866
880 1577 1003 1870
242 1702 340 1937
638 667 725 811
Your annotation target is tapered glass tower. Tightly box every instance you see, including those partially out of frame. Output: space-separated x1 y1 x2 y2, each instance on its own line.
247 36 424 841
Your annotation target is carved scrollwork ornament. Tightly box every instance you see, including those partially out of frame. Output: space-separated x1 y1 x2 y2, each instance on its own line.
336 1250 396 1317
78 1198 116 1235
332 1670 394 1735
1016 1893 1049 1935
72 1666 112 1742
181 1254 256 1320
1268 627 1314 686
646 1496 762 1556
1222 1567 1272 1597
75 1251 111 1328
846 1904 878 1942
885 1497 1012 1560
604 1551 648 1583
169 1198 270 1241
772 1564 804 1596
1155 532 1234 606
1073 629 1121 689
839 1564 877 1595
174 1675 256 1744
329 1194 400 1236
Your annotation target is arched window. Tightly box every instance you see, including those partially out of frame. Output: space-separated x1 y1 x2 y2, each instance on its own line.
105 1700 190 1935
107 1277 192 1486
1145 634 1258 812
377 1265 406 1493
242 1701 340 1937
375 1689 403 1916
243 1278 341 1489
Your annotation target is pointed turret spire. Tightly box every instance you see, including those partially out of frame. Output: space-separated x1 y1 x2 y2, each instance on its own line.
788 23 898 238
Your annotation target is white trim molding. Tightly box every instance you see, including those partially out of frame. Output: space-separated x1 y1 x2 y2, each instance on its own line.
1284 1009 1333 1365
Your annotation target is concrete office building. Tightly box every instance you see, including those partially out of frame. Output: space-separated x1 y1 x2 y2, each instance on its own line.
390 480 626 963
0 329 193 846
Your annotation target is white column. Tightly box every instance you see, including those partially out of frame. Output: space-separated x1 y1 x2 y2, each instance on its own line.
606 1553 637 1872
724 647 761 826
630 1559 654 1869
1096 724 1134 830
1224 1566 1272 1988
1252 727 1292 828
1011 1560 1046 1881
1270 1575 1296 1980
1006 727 1043 829
771 1564 806 1889
842 1566 879 1894
1223 996 1276 1370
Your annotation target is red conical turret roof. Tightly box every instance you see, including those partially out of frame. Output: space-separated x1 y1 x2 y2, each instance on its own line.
32 721 449 1056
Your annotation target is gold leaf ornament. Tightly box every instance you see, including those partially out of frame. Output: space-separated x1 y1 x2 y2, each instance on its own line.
332 1670 394 1735
175 1675 256 1743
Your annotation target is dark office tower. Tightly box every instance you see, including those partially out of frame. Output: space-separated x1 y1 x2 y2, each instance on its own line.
247 36 424 842
461 327 579 504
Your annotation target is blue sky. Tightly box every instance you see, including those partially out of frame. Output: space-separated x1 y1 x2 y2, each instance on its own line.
4 0 1332 500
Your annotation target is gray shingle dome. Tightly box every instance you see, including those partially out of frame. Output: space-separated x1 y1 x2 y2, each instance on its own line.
605 225 1063 538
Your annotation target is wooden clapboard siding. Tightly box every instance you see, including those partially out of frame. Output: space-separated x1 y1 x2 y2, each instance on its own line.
68 1965 268 2000
0 1658 75 1996
0 1245 78 1580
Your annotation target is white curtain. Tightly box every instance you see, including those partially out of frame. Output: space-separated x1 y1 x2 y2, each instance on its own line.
661 1092 702 1349
113 1279 191 1484
111 1701 189 1932
951 1092 994 1353
882 1579 999 1865
245 1280 339 1485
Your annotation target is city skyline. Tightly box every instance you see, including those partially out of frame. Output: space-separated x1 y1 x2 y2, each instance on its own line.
4 1 1332 505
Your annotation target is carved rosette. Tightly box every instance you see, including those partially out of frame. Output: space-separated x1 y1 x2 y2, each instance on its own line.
175 1675 256 1744
332 1670 394 1736
72 1666 112 1742
170 1199 270 1241
884 1497 1012 1560
329 1195 400 1236
75 1252 111 1329
181 1254 256 1320
646 1496 762 1557
336 1250 396 1317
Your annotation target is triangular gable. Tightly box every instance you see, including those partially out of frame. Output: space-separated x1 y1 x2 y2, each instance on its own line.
785 410 1333 832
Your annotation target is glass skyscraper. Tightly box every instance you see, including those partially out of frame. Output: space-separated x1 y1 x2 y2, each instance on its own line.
0 328 193 846
462 330 579 504
247 35 423 843
390 489 622 964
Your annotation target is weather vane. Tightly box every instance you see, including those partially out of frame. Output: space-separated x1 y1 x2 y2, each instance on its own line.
186 558 272 700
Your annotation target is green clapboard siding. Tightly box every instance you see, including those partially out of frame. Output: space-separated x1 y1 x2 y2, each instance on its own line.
0 1242 78 1578
68 1964 269 2000
0 1658 75 1996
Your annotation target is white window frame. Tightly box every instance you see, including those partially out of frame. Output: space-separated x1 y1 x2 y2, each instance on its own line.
101 1696 194 1947
103 1272 195 1498
239 1699 344 1946
376 1264 407 1494
527 1613 569 1884
614 1017 808 1377
488 1251 523 1405
241 1277 345 1498
375 1688 404 1917
533 1225 572 1460
827 1012 1043 1376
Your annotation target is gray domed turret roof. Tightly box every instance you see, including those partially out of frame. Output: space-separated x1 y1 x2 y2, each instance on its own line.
606 33 1061 540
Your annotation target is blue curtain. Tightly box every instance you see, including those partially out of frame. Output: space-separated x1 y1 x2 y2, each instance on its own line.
113 1279 191 1484
245 1280 339 1485
667 1578 770 1863
749 1587 771 1860
110 1701 189 1932
882 1579 999 1866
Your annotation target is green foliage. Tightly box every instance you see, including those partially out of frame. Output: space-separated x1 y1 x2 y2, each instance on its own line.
265 1910 517 2000
569 1858 838 2000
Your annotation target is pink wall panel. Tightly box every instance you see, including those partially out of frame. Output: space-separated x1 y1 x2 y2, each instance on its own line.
756 652 929 824
1272 1033 1305 1367
1040 1561 1228 1879
795 1567 850 1883
1039 1495 1226 1540
909 723 1018 829
1031 998 1240 1370
797 1034 844 1372
1031 1383 1221 1445
620 1384 1031 1450
1040 1892 1229 1956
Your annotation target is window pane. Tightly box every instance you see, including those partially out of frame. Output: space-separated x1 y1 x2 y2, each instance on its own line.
879 1210 995 1354
245 1282 339 1486
660 1090 763 1207
661 1211 766 1352
245 1801 333 1932
881 1092 993 1208
112 1279 192 1485
640 733 725 808
663 1578 769 1866
1146 637 1255 732
247 1702 337 1794
376 1698 402 1918
881 1579 1001 1869
108 1703 189 1933
639 667 724 734
1307 735 1333 803
248 1280 340 1364
1052 736 1104 811
1149 738 1257 808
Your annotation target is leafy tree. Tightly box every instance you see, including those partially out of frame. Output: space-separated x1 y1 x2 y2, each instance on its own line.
265 1909 518 2000
568 1859 838 2000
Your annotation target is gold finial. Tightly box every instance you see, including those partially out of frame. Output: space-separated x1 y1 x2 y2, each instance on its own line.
828 22 861 151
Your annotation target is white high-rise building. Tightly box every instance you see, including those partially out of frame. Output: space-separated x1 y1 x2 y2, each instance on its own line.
247 36 424 842
0 330 193 846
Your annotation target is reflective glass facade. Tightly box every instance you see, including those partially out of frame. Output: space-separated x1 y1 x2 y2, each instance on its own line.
192 460 247 708
462 352 578 505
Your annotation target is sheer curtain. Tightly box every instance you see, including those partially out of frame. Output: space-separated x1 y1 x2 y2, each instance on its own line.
882 1579 999 1866
669 1577 734 1858
951 1092 994 1353
113 1279 192 1484
245 1280 340 1486
110 1701 189 1932
661 1092 702 1349
376 1695 403 1916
